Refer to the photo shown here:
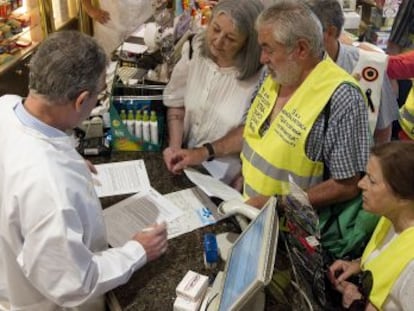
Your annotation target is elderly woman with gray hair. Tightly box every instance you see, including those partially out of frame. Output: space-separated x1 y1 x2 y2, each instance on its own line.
163 0 264 185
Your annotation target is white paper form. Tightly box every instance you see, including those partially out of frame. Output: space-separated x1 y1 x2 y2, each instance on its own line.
93 160 150 197
103 187 183 247
201 156 241 185
166 187 228 239
184 168 244 202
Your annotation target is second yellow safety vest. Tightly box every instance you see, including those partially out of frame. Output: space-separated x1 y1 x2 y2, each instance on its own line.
399 82 414 139
361 217 414 310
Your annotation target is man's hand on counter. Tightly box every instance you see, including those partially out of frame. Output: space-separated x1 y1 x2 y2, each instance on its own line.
133 222 168 262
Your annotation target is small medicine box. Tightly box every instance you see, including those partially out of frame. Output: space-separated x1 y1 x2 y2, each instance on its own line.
176 270 209 302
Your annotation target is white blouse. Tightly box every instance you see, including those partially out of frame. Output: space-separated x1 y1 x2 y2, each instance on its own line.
164 36 261 182
164 38 260 183
164 36 261 147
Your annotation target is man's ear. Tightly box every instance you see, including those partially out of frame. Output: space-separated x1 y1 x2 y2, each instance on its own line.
326 25 339 39
295 38 311 59
74 91 90 113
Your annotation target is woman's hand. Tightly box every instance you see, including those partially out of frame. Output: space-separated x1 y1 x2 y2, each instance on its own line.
338 281 363 309
328 259 361 289
163 147 182 173
163 146 208 174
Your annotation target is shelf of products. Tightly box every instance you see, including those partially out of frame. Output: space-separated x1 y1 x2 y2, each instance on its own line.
0 0 83 97
357 0 401 50
0 0 43 73
0 0 80 76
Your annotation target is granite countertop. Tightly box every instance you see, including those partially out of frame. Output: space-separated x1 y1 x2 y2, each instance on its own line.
92 151 235 310
90 151 326 311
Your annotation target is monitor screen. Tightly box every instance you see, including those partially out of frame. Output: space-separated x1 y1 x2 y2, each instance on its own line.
217 197 278 311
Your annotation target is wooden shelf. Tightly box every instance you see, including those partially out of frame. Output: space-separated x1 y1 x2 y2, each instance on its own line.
0 41 39 74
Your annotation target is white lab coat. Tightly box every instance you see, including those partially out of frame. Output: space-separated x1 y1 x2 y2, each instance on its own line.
93 0 153 54
0 95 147 311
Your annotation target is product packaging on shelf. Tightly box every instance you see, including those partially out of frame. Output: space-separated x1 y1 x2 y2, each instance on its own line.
109 97 165 151
106 45 169 152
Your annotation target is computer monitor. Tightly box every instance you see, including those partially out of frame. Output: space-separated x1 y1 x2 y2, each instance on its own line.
216 197 279 311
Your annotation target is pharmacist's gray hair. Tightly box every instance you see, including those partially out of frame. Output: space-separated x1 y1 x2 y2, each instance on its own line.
28 31 107 104
201 0 264 80
256 0 324 58
306 0 344 38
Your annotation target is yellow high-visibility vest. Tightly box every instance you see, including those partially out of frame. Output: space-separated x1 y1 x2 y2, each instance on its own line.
241 57 360 198
399 82 414 139
361 217 414 310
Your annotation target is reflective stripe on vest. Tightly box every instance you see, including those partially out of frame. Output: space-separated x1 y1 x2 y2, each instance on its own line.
361 217 414 310
242 141 323 198
241 57 361 198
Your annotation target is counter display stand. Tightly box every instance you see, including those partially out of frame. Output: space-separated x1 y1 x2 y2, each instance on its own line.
108 55 167 152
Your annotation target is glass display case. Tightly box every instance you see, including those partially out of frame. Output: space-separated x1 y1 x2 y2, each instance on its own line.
0 0 81 96
0 0 44 74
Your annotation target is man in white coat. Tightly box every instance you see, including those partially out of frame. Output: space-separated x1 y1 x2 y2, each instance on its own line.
0 31 167 311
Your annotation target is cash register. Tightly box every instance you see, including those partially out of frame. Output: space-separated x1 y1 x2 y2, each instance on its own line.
201 197 279 311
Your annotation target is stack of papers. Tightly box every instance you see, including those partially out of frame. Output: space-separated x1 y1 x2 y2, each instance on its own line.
103 188 184 247
93 160 150 197
184 168 243 202
94 161 243 247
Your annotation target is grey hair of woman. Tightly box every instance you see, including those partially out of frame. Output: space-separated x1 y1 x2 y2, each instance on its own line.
306 0 345 39
256 0 324 59
200 0 264 81
29 31 107 105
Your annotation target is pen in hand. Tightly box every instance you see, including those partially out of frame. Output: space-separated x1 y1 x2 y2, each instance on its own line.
134 222 168 261
141 222 167 233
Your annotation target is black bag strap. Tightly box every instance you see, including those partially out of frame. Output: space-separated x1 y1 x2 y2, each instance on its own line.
322 99 331 181
320 99 343 246
188 34 196 60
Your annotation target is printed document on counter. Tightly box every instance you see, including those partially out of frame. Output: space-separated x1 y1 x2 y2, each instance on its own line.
184 168 243 202
93 160 150 197
103 187 183 247
166 187 228 239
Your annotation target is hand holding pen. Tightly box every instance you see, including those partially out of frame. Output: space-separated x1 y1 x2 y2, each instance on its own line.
133 222 168 262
